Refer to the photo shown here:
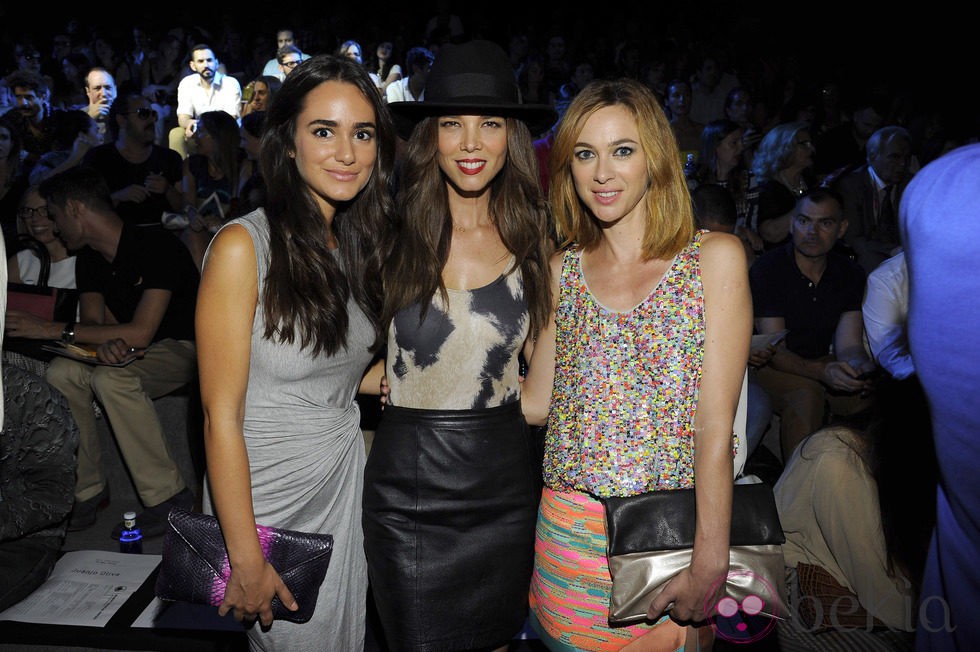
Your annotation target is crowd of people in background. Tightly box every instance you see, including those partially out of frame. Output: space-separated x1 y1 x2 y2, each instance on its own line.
0 4 976 651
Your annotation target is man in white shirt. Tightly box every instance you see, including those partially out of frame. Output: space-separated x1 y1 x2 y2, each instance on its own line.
862 251 912 380
261 29 299 81
168 44 241 158
385 47 434 104
273 44 306 81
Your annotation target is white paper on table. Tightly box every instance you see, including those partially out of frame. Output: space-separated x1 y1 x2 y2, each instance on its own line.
132 597 167 628
0 550 161 627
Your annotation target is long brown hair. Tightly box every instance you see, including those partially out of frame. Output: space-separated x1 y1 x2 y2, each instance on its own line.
548 78 694 260
383 115 553 336
259 54 396 356
198 110 241 199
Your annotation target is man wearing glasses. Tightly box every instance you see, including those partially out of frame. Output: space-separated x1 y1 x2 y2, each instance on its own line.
260 28 300 80
82 92 182 229
275 44 306 80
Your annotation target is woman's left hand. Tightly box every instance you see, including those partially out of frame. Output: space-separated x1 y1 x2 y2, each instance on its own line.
646 558 729 623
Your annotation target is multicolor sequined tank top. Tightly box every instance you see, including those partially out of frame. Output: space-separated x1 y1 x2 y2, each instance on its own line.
542 233 705 498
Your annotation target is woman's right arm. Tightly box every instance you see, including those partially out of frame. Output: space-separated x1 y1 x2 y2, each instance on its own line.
521 251 562 426
196 224 297 626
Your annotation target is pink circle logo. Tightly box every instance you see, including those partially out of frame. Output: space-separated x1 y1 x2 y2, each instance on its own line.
704 569 781 644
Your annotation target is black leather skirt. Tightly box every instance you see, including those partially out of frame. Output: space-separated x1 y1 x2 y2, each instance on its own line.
363 401 542 651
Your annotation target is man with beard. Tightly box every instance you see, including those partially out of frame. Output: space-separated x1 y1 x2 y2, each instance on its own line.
82 91 182 228
748 188 876 461
168 43 241 158
3 70 53 170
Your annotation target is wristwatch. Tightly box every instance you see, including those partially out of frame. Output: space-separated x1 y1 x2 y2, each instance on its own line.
61 321 76 345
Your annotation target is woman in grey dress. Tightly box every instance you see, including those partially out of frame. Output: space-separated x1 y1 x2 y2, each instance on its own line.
195 55 395 651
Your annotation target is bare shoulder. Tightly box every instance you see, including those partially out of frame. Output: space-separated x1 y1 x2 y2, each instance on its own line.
201 223 256 274
699 231 747 270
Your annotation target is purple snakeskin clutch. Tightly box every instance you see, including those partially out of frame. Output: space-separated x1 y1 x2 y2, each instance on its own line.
155 508 333 623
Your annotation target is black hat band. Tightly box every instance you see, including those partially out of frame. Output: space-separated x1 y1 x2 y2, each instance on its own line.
427 72 519 105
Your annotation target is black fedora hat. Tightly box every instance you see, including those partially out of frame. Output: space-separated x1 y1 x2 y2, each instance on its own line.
388 39 558 139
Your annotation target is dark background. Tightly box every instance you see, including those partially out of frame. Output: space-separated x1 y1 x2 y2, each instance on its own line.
2 2 973 138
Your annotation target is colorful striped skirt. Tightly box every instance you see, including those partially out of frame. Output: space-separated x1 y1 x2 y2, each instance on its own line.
529 487 707 651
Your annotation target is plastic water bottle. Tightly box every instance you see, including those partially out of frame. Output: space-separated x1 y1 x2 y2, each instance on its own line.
119 511 143 554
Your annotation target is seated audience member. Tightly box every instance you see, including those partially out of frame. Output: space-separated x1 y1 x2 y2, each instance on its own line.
4 167 199 540
260 28 301 81
749 188 875 461
82 91 183 229
773 414 928 651
748 121 818 250
724 86 762 167
691 176 756 266
0 113 31 245
688 51 740 126
862 250 912 381
372 41 403 95
273 44 306 81
169 44 241 159
0 364 80 612
690 119 759 256
3 70 54 171
232 110 265 219
4 186 78 376
861 246 932 440
239 75 280 117
28 109 100 186
664 78 704 161
7 187 76 289
81 67 117 145
385 46 434 104
179 110 242 269
813 96 885 181
832 126 913 275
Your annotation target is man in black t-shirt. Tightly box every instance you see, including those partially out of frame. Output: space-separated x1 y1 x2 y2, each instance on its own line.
749 188 876 461
82 91 183 228
6 167 198 539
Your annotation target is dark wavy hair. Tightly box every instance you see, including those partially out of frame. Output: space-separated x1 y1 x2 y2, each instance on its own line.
382 115 554 337
259 54 396 356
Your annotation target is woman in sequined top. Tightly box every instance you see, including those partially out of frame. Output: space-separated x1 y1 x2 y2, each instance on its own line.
522 78 752 650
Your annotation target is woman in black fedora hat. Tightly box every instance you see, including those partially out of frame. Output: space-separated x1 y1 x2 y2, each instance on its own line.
362 40 556 651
